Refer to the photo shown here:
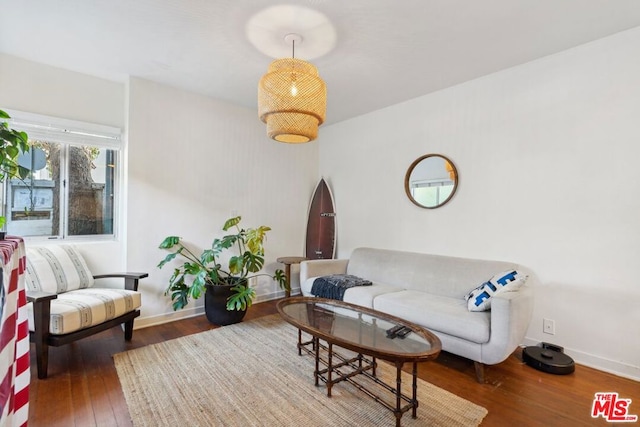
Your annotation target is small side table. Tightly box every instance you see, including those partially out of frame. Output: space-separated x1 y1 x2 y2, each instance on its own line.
276 256 307 297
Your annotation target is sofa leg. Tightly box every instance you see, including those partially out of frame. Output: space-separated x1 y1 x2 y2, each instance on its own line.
474 362 486 383
124 319 134 341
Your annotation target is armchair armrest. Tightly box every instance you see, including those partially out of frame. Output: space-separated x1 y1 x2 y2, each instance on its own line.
93 272 149 291
26 291 58 304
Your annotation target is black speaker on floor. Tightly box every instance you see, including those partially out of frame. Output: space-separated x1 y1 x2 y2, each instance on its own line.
523 342 575 375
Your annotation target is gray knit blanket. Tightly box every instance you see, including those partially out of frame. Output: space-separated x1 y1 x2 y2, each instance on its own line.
310 274 372 300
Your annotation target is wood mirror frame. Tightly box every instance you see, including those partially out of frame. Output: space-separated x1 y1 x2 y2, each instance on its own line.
404 154 458 209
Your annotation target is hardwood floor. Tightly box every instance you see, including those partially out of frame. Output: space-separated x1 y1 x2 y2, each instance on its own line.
28 299 639 426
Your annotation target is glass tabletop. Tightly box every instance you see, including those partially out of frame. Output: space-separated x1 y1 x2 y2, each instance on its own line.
277 297 441 361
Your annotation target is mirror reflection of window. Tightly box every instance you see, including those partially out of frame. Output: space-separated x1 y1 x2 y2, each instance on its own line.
405 154 458 209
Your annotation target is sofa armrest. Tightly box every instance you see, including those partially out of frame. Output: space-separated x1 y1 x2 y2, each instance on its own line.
480 285 534 364
300 259 349 283
93 272 149 291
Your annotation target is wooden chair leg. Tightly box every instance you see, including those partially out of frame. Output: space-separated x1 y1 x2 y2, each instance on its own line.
34 335 49 380
474 361 486 383
124 319 134 341
31 297 54 379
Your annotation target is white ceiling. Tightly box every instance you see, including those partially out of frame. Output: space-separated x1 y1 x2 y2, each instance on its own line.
2 0 640 125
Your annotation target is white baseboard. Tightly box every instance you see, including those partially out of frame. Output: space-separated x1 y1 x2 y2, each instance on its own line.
522 337 640 382
133 286 302 330
134 306 205 329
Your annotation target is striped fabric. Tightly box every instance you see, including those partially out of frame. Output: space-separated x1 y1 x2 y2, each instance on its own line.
26 288 142 335
25 245 94 293
0 237 29 427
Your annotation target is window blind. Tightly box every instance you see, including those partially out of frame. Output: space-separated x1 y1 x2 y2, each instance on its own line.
5 109 122 148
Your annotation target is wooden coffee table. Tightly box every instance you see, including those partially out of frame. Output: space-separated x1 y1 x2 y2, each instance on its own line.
277 297 442 427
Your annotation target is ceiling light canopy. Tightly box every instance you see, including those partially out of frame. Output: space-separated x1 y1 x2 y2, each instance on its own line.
258 34 326 143
246 5 336 61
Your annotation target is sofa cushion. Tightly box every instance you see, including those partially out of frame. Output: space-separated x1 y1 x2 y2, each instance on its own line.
465 270 528 312
301 277 404 308
27 288 142 335
346 247 520 298
373 291 491 344
25 245 94 293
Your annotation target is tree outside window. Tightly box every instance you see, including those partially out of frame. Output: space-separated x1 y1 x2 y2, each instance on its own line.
6 141 116 238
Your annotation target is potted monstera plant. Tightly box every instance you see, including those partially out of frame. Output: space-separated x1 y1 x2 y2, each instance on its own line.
158 216 287 325
0 109 30 237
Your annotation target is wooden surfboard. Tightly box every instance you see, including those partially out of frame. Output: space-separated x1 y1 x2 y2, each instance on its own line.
305 178 336 260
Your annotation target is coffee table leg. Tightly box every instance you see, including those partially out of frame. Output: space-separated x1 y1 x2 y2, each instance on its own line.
314 337 320 386
298 329 302 356
395 361 403 427
412 362 418 418
327 342 333 397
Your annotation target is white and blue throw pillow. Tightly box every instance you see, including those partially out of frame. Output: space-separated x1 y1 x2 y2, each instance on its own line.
465 270 528 312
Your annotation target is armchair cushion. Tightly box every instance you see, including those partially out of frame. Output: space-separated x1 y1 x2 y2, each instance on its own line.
25 245 94 293
27 288 142 335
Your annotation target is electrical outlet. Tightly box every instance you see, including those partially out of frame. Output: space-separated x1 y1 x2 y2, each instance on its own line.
543 318 555 335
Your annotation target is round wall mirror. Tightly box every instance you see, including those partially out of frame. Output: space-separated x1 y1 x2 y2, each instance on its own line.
404 154 458 209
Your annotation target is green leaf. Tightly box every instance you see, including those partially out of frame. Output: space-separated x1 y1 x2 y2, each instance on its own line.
17 165 30 180
243 251 264 273
168 268 184 288
0 110 10 119
226 284 255 311
157 252 178 268
16 131 28 146
222 216 241 231
184 262 203 275
274 269 288 291
201 248 216 264
164 276 189 311
228 255 244 275
192 269 208 287
172 290 189 311
159 236 181 249
217 234 237 250
207 269 219 283
5 145 18 158
188 276 206 299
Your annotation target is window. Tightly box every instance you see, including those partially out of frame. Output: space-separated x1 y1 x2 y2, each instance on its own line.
409 180 455 207
2 111 121 239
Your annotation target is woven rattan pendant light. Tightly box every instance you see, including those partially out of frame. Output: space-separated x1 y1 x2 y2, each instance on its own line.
258 34 326 143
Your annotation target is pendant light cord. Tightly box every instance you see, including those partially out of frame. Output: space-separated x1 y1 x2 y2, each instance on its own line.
292 39 295 59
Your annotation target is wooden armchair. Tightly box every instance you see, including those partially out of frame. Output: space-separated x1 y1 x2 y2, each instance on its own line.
24 245 147 379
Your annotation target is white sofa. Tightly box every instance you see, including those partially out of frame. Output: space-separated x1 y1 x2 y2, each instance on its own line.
299 247 536 382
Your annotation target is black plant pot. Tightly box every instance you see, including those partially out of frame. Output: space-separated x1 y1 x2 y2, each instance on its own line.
204 283 247 326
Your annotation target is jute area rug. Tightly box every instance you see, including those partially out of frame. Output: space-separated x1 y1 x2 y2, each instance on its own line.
114 314 487 427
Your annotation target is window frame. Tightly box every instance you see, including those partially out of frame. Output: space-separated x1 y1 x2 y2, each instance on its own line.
2 109 123 242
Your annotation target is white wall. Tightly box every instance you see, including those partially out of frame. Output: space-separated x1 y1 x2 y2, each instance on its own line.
0 53 124 128
1 55 318 327
0 53 126 272
126 77 318 327
319 27 640 380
